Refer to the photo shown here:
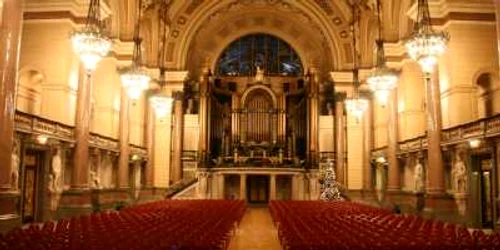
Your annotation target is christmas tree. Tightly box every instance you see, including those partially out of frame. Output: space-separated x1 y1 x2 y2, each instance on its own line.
320 159 342 201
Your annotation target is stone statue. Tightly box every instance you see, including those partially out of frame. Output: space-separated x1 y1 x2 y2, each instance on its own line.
254 66 264 82
11 140 20 190
51 148 63 193
48 147 63 211
413 159 424 193
186 99 194 114
90 170 101 189
326 102 333 116
453 153 468 194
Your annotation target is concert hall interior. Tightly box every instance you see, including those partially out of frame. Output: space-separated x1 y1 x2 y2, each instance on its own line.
2 0 500 249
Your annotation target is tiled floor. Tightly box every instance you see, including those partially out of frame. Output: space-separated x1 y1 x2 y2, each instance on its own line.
228 207 282 250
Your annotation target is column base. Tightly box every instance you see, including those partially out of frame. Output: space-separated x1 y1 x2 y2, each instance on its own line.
423 192 457 221
0 190 21 233
57 188 93 219
360 189 377 202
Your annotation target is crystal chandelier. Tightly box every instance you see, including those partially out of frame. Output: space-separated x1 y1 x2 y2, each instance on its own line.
345 3 368 121
367 0 398 106
71 0 111 72
345 95 369 121
150 2 173 118
405 0 449 73
120 0 150 100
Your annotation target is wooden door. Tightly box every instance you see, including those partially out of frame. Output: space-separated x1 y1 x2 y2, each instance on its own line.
247 175 269 203
21 151 43 223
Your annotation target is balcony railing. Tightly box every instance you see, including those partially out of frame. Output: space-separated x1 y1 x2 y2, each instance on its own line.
378 114 500 156
15 111 147 155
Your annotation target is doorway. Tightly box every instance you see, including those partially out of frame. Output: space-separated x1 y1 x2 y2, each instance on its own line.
21 149 45 224
471 155 494 228
247 175 269 203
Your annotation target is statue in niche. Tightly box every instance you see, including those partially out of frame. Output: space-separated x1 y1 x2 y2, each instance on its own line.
413 159 424 193
452 152 468 194
48 147 63 211
186 99 194 114
254 65 264 82
90 170 101 189
11 140 20 190
326 102 333 116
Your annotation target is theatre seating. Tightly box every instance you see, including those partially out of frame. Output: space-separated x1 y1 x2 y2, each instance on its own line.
0 200 246 250
270 200 500 250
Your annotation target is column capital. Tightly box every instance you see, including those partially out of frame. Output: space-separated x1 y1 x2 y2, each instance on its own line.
172 91 184 100
335 92 347 102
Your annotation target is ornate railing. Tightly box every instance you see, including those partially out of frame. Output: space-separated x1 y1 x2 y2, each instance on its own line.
398 136 427 154
380 114 500 156
15 111 75 142
14 111 147 154
89 133 120 152
441 114 500 146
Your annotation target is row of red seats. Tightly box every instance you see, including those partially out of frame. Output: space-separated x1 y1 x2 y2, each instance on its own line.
269 201 500 250
1 200 246 250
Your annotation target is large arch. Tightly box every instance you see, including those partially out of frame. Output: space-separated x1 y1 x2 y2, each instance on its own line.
184 9 335 79
157 1 354 73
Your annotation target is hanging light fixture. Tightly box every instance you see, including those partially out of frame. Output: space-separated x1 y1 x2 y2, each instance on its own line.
71 0 112 72
405 0 449 73
150 69 174 118
120 0 150 100
345 2 368 122
150 1 173 118
367 0 398 106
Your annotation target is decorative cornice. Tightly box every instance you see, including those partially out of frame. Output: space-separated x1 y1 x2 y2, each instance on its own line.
407 0 495 24
23 0 112 21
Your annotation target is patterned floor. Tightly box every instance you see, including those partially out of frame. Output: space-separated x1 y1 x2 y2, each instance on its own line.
228 207 282 250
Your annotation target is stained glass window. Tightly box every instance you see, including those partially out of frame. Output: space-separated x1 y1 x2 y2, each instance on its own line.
216 34 303 77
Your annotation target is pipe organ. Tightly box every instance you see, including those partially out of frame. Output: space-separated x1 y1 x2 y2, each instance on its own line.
204 77 310 168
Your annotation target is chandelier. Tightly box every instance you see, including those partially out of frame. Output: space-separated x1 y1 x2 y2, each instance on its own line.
405 0 449 73
367 0 398 106
345 3 368 121
345 95 369 121
71 0 111 72
150 2 173 118
120 0 150 100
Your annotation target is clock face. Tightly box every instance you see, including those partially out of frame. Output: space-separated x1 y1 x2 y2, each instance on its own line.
216 34 303 77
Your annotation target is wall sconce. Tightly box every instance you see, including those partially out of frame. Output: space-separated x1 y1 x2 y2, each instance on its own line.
36 135 49 145
131 154 140 161
469 139 481 148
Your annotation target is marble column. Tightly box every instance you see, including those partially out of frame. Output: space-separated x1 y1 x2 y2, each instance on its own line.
218 174 225 200
117 87 130 189
425 71 445 195
387 89 400 191
198 69 210 163
363 99 374 192
197 171 209 199
144 98 155 188
0 0 23 232
171 92 184 183
335 96 346 185
270 174 277 200
307 69 319 165
0 0 22 190
495 1 500 72
240 174 247 200
71 65 93 189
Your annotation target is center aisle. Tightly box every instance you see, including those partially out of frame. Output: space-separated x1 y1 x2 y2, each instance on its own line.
228 207 282 250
